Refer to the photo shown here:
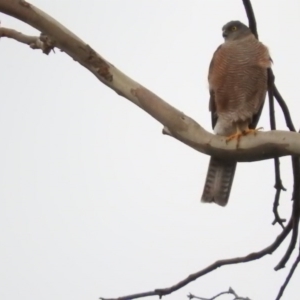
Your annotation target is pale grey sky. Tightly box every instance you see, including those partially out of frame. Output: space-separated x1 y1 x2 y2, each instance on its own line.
1 1 300 300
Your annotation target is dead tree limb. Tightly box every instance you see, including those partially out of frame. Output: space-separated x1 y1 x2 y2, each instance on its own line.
1 0 300 163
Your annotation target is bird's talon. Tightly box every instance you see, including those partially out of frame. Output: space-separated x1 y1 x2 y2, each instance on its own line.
225 132 243 143
242 127 263 136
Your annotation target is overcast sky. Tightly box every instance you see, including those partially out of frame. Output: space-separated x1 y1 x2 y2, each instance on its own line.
1 1 300 300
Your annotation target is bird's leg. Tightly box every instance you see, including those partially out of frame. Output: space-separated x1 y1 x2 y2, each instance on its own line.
226 125 263 144
225 125 243 144
242 127 263 136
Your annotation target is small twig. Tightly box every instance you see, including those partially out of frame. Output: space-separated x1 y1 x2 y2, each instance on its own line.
0 27 54 54
272 183 286 228
267 69 287 228
188 287 250 300
275 251 300 300
275 156 300 270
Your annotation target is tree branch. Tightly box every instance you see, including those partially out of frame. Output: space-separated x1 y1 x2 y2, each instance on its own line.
275 156 300 271
1 0 300 163
242 0 258 39
267 69 286 228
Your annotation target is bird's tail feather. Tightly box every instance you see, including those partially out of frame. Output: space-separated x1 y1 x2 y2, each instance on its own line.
201 157 237 206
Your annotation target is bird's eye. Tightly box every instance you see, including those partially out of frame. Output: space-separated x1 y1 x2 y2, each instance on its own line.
231 26 237 31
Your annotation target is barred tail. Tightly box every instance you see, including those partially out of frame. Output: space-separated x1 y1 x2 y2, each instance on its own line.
201 157 237 206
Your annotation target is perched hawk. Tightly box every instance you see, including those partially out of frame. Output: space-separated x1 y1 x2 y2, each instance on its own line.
201 21 271 206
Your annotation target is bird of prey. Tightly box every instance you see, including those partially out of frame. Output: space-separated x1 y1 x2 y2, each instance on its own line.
201 20 271 206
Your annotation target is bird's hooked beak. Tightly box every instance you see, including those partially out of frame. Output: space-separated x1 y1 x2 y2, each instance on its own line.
222 30 228 38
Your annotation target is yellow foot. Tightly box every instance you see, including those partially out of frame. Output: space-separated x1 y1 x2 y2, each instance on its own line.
226 127 263 144
242 127 264 136
226 132 243 143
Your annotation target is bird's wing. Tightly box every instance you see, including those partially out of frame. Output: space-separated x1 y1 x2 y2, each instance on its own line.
208 45 221 129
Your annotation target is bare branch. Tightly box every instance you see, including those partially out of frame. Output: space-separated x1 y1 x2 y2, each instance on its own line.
267 69 286 228
0 1 300 163
272 183 286 228
99 220 292 300
188 287 250 300
275 157 300 270
275 252 300 300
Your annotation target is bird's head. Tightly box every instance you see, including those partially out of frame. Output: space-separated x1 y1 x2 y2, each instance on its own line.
222 21 252 41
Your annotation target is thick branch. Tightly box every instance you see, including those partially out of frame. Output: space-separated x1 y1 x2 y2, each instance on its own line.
1 0 300 162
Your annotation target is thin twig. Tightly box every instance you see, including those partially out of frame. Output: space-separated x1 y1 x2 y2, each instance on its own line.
272 184 286 228
267 69 287 228
188 287 250 300
275 156 300 270
275 252 300 300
